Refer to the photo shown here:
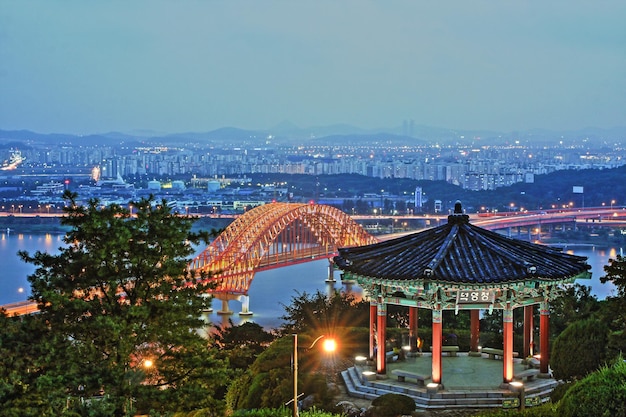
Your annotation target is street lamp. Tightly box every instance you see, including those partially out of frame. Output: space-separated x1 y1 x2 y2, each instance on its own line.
291 334 336 417
127 357 155 413
509 381 525 411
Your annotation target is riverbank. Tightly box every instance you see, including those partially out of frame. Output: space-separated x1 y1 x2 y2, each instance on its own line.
0 215 232 235
0 216 69 234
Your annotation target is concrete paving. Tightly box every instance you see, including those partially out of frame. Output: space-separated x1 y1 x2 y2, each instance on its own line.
385 352 529 390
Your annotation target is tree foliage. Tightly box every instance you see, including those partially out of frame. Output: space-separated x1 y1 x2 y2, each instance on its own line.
0 314 70 416
226 335 337 412
278 290 368 336
598 255 626 358
557 358 626 417
549 284 600 336
278 289 369 361
213 321 276 370
226 290 360 414
602 254 626 298
17 191 230 416
551 317 609 381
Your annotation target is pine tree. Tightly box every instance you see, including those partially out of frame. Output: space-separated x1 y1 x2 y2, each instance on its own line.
19 191 229 416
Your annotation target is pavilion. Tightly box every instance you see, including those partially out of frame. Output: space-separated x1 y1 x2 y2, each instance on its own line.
334 201 591 389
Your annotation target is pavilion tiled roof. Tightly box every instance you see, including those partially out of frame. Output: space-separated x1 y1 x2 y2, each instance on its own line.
334 203 591 285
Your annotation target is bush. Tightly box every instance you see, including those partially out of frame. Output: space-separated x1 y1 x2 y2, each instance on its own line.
231 407 291 417
225 335 338 412
550 317 609 381
476 331 503 351
557 358 626 417
230 407 341 417
370 393 415 417
471 402 558 416
549 381 574 403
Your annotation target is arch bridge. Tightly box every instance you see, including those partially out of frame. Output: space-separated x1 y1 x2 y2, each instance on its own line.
189 202 378 315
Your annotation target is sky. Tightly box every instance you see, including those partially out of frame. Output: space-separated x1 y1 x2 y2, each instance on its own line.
1 1 625 135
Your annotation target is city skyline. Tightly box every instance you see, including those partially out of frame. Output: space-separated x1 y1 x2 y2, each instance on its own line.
1 1 625 136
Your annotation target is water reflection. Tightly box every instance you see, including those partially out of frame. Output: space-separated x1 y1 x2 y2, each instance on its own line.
567 245 619 299
0 234 620 328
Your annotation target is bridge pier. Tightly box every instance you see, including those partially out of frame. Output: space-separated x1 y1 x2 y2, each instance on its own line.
326 259 335 283
216 299 233 315
201 293 213 313
238 295 253 316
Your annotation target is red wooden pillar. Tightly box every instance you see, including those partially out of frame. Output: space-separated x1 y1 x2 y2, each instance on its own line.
409 306 418 334
376 301 387 375
369 301 377 359
524 305 534 357
431 309 442 384
470 310 480 353
540 302 550 374
409 306 418 352
503 306 514 383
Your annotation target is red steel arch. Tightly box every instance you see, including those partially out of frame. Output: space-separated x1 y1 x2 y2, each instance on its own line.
189 202 378 295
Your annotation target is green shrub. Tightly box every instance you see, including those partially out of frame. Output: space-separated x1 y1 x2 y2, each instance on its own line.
370 393 415 417
551 317 609 381
549 381 574 403
188 409 221 417
230 407 341 417
608 329 626 359
231 407 291 417
447 328 471 351
471 402 558 416
477 331 503 351
557 358 626 417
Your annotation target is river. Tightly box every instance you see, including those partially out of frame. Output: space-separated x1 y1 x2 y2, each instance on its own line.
0 231 619 329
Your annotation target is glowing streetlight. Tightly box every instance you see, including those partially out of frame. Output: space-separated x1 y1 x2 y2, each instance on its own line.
291 334 336 417
322 338 337 353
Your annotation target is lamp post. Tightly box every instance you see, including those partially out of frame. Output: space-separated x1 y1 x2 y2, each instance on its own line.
127 357 154 414
509 381 525 411
292 334 336 417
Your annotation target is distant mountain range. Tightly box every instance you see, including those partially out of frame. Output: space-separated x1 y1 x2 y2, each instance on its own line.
0 124 624 149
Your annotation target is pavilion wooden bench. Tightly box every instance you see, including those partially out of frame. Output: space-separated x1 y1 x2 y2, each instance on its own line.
514 368 539 382
391 369 432 386
524 357 540 369
429 345 460 356
482 347 519 360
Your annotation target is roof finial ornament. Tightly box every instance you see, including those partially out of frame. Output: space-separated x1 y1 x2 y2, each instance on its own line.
448 200 469 224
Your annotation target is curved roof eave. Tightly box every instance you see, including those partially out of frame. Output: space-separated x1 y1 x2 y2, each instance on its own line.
334 202 591 285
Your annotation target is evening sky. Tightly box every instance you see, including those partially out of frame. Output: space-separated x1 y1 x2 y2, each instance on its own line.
1 1 624 135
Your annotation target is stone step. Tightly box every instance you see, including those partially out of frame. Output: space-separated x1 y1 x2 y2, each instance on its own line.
340 366 556 410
